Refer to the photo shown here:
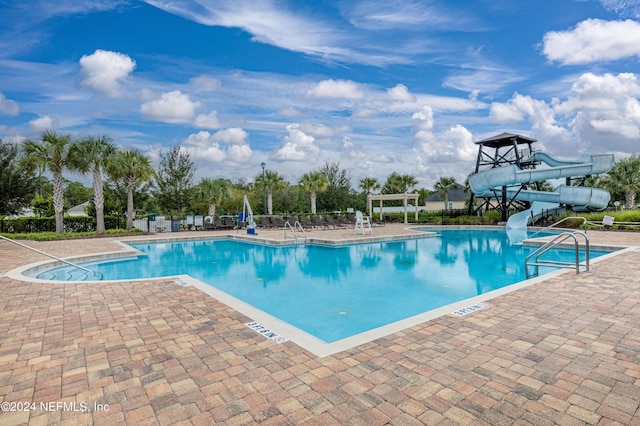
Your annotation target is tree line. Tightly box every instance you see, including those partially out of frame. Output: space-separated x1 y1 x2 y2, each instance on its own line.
2 131 638 234
0 131 455 234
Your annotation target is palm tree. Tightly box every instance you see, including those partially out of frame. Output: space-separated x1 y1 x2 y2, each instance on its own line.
398 174 418 193
107 150 155 231
254 170 287 215
22 130 72 234
198 178 231 216
68 135 116 234
434 177 458 210
604 155 640 209
383 172 417 193
359 177 380 195
299 172 329 214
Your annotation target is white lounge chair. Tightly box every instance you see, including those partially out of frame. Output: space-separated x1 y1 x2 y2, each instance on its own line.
186 215 194 230
354 211 372 235
194 215 204 230
154 216 167 232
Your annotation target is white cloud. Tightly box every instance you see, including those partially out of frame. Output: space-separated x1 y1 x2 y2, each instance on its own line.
555 72 640 149
299 122 336 137
29 115 55 132
190 75 221 91
601 0 640 19
306 79 364 99
490 101 523 123
411 105 476 163
0 92 19 115
182 131 227 162
140 90 201 123
194 110 221 129
490 93 572 149
542 19 640 65
341 0 476 31
211 127 249 145
387 84 415 102
271 123 320 161
78 49 136 97
143 0 409 66
279 106 301 117
181 128 252 164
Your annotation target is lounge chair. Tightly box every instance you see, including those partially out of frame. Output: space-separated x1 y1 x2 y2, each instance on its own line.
325 215 343 229
194 215 204 230
271 216 286 229
354 211 372 235
337 215 350 227
260 216 273 229
312 215 328 229
203 215 216 230
299 215 314 229
154 216 167 232
219 216 235 229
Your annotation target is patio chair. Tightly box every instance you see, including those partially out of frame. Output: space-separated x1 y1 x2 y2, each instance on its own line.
186 215 194 230
337 215 350 227
194 215 204 230
312 215 328 229
271 216 286 229
203 215 216 230
260 216 273 229
354 211 372 235
325 215 343 229
299 215 314 229
154 216 167 232
220 216 235 229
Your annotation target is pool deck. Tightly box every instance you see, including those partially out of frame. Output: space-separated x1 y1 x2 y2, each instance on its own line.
1 224 640 425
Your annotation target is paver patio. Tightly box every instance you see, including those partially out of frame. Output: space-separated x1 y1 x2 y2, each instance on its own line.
1 225 639 425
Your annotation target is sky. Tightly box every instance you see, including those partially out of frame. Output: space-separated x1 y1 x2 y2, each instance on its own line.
1 0 640 189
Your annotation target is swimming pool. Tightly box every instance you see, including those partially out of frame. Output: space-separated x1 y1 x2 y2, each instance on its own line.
30 229 607 345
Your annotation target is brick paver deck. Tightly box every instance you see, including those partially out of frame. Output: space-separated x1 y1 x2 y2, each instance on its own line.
1 225 639 425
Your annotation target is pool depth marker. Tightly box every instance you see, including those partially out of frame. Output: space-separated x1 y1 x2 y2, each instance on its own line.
245 322 287 344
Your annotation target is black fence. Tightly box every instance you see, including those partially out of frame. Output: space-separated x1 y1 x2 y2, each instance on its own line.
0 216 125 234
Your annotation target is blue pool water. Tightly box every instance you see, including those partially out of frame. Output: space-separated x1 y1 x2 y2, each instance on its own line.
34 229 606 343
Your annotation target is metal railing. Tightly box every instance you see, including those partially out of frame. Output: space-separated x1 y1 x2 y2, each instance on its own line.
284 221 307 244
0 235 100 279
525 230 590 278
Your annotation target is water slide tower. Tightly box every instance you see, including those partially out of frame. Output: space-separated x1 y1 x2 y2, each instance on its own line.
467 132 539 221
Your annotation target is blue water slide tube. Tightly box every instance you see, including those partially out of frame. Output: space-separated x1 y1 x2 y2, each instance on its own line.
468 153 614 211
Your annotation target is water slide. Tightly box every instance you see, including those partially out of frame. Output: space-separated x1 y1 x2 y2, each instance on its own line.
469 153 614 229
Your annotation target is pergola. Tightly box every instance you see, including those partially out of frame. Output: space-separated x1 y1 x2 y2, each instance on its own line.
367 193 420 224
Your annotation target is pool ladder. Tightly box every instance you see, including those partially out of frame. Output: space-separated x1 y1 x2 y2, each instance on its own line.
525 230 590 278
284 221 307 245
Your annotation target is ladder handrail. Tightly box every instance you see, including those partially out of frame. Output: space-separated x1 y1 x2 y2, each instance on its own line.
293 221 307 242
284 221 306 244
0 235 93 274
528 216 587 238
525 230 589 277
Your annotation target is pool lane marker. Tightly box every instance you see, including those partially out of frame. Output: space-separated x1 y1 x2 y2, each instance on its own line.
246 321 288 344
452 303 489 316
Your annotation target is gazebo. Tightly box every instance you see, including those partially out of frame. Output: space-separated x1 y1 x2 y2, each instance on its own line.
367 193 420 224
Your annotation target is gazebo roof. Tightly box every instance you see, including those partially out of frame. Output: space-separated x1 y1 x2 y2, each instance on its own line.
474 132 537 148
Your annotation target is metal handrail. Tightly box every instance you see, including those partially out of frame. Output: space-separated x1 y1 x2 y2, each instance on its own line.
294 221 307 243
525 230 590 278
528 216 587 238
284 221 306 244
0 234 95 275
